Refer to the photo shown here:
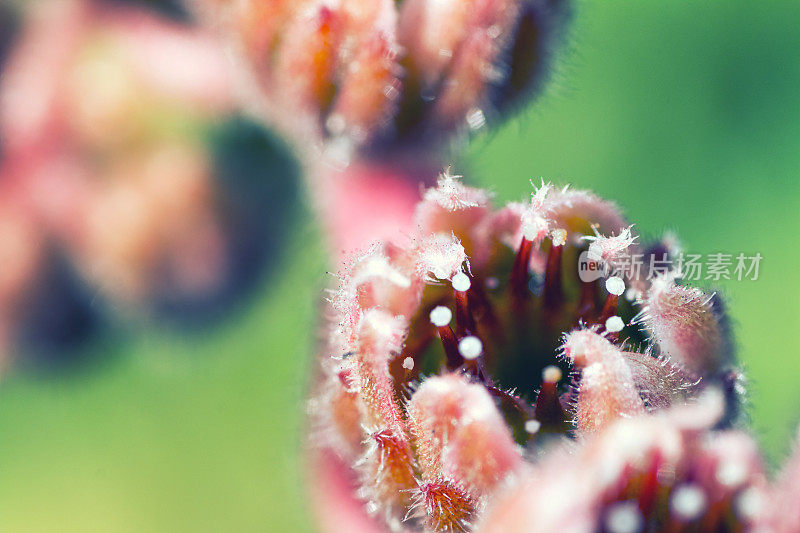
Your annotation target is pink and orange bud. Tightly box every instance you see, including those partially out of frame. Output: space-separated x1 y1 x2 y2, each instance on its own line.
561 329 645 434
643 272 731 377
308 172 747 531
408 375 522 494
200 0 569 151
347 309 419 524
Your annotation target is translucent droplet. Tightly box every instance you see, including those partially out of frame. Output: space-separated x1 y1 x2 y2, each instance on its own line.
429 306 453 327
605 316 625 333
458 336 483 360
605 276 626 296
524 419 542 434
605 501 643 533
542 365 563 384
671 484 707 521
452 272 471 292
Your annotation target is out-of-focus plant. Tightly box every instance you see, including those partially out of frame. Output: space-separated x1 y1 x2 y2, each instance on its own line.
0 0 298 365
195 0 569 255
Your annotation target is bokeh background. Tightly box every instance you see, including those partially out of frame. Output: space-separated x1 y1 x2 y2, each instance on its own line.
0 0 798 531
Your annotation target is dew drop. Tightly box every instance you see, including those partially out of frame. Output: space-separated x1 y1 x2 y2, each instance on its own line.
735 487 765 521
605 501 644 533
325 113 346 136
429 306 453 327
524 419 542 434
716 459 748 488
605 276 626 296
671 484 707 521
542 365 562 384
605 316 625 333
458 336 483 360
452 272 471 292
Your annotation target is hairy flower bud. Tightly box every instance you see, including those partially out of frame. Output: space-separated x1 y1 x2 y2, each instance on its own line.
643 272 732 377
561 329 646 433
408 375 522 494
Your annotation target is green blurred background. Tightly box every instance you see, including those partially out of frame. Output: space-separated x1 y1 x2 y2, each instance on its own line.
1 1 798 531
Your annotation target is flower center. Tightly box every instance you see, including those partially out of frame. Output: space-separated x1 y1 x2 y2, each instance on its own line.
391 233 648 443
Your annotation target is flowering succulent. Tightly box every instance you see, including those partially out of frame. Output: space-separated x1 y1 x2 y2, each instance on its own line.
306 172 781 532
198 0 568 152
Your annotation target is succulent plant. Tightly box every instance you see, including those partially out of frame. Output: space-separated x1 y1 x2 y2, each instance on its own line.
304 173 796 532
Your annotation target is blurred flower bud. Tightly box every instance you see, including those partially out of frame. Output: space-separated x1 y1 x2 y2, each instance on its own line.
199 0 569 152
479 395 769 532
0 0 300 363
758 425 800 531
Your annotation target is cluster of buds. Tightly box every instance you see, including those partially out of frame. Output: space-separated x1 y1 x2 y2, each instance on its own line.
198 0 568 153
306 172 797 532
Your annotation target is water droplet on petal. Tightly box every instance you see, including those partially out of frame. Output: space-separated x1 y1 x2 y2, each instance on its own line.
430 306 453 327
452 272 471 292
605 315 625 333
458 335 482 360
605 501 644 533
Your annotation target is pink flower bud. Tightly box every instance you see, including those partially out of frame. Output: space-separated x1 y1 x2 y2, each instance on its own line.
561 329 645 433
0 1 299 362
644 272 731 377
343 309 419 522
408 374 522 494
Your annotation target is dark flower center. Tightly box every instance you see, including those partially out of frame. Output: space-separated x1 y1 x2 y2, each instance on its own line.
391 234 648 443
